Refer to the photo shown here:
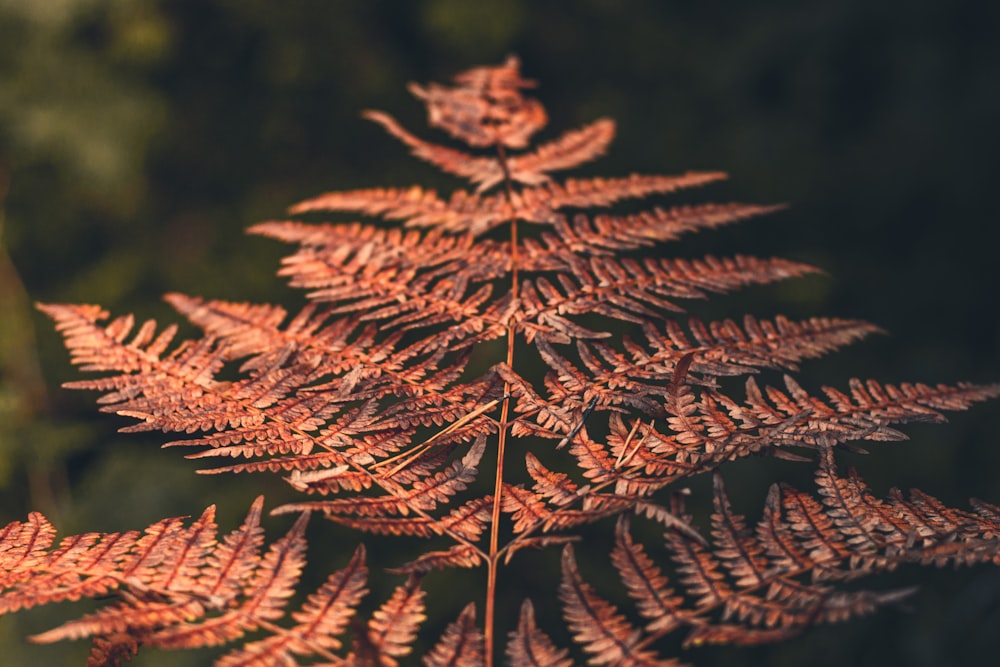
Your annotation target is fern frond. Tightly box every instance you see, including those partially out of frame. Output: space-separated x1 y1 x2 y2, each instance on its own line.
506 118 616 183
408 54 544 150
364 112 613 195
85 634 139 667
518 256 819 339
740 375 1000 447
524 452 581 505
423 603 485 666
287 173 731 238
560 545 680 666
629 466 999 646
364 575 427 667
365 109 508 191
505 599 573 667
0 499 432 664
501 484 553 535
611 517 690 634
392 544 485 575
285 185 507 235
550 202 784 254
279 435 486 518
635 315 882 375
28 55 1000 666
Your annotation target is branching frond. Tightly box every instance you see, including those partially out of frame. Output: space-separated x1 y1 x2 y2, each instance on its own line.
587 468 1000 652
26 55 1000 667
0 499 430 664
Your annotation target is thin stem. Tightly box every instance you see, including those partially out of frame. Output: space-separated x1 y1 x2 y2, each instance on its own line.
484 143 519 667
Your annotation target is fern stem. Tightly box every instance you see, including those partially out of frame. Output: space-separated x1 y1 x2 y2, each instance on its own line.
483 142 520 667
486 388 510 666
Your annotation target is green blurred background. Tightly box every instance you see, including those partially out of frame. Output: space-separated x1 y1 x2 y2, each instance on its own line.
1 0 998 665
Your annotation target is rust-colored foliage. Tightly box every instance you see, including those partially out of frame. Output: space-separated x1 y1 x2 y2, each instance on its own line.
7 55 1000 665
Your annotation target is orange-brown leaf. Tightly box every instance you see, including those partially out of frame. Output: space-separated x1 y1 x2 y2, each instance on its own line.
505 599 573 667
423 603 484 667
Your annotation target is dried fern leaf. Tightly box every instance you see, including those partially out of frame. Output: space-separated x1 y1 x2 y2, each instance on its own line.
365 109 507 191
215 544 368 665
29 55 1000 666
741 375 1000 446
505 599 573 667
560 545 679 666
364 575 427 667
423 603 485 666
611 517 691 634
364 114 617 194
517 256 819 340
86 635 139 667
506 118 616 183
550 202 783 254
409 54 545 149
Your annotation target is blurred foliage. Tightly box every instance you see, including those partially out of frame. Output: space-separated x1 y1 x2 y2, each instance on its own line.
1 0 998 665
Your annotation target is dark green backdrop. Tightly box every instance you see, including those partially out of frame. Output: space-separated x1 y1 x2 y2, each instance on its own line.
1 1 998 665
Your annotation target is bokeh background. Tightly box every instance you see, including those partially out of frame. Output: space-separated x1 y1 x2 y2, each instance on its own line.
1 1 998 665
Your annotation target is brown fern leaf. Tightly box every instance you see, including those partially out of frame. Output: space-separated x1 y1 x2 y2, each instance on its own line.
560 545 681 666
636 465 999 645
292 496 492 548
42 298 505 532
525 314 878 421
423 603 485 666
527 173 727 214
3 499 364 661
517 256 818 337
550 202 783 254
505 119 616 184
86 634 139 667
611 517 692 634
501 483 553 535
284 185 502 235
807 446 1000 570
0 510 58 596
215 544 368 665
501 536 580 566
364 112 616 194
391 544 484 575
505 600 573 667
288 172 729 238
363 575 427 667
740 375 1000 447
524 452 581 505
365 110 508 191
29 55 1000 667
699 475 907 636
709 473 774 590
37 504 303 649
409 54 544 150
635 315 882 375
582 479 929 651
277 436 486 518
246 223 489 290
